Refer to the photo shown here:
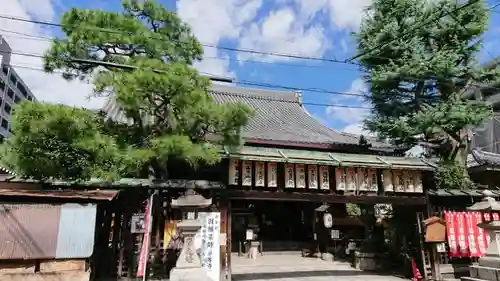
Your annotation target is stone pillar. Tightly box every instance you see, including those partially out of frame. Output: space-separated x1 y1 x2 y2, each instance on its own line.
463 190 500 281
170 219 208 281
169 182 212 281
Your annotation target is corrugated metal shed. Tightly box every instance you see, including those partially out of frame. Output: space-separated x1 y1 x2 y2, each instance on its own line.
0 188 119 201
55 204 97 258
0 204 60 259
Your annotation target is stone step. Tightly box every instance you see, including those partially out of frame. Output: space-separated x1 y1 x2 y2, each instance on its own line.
461 277 490 281
469 265 500 281
462 278 485 281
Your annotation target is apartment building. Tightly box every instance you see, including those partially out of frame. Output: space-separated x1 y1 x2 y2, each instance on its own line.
0 36 36 139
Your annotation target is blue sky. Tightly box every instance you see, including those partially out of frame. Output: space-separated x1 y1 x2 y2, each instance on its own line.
2 0 500 135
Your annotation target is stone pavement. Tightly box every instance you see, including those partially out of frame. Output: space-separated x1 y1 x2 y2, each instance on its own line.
231 254 408 281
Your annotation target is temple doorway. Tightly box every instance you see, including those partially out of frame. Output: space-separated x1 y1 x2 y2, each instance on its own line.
230 200 315 253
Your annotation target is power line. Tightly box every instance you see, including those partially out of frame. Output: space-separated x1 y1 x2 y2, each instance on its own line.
0 29 337 71
0 14 355 66
2 13 500 93
1 2 498 69
7 62 370 109
2 22 498 93
8 49 500 96
349 0 491 61
4 51 370 98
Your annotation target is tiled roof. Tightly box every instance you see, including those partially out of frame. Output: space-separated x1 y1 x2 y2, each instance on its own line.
0 177 225 189
209 84 390 148
0 166 15 176
227 146 434 170
468 148 500 168
428 188 500 197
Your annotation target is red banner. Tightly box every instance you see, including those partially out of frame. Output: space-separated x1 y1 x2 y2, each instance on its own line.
456 212 469 256
475 212 487 255
137 195 154 278
445 212 459 257
444 211 500 258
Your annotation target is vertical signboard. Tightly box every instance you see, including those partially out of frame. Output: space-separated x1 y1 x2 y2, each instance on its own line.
413 171 423 193
346 168 357 192
308 165 318 189
367 169 378 192
402 171 413 193
242 161 252 186
319 166 330 190
393 170 404 192
255 162 265 187
295 164 306 188
357 168 368 191
285 164 295 188
199 212 221 281
267 162 277 188
228 159 239 185
335 168 346 191
382 170 394 192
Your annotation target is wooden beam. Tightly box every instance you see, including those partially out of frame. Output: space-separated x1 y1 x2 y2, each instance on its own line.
222 190 426 205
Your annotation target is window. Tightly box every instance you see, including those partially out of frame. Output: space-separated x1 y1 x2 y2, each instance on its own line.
4 103 11 114
7 88 14 99
17 83 27 97
1 119 8 129
8 74 17 86
1 65 8 76
0 79 4 91
14 95 20 103
27 96 33 101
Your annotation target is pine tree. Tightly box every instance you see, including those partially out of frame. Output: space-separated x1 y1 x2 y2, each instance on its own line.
2 0 252 181
355 0 500 189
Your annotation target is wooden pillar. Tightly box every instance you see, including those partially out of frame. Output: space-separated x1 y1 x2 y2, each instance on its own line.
223 199 232 281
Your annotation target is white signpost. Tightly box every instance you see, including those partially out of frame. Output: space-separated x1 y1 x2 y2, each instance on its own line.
198 212 221 281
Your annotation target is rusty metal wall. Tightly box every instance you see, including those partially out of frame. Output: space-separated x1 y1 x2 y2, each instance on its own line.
0 203 60 259
55 204 97 259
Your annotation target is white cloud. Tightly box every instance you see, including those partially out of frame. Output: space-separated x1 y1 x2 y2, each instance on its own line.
0 0 104 109
342 123 371 135
326 0 371 30
325 78 371 135
237 8 330 63
177 0 262 77
294 0 372 31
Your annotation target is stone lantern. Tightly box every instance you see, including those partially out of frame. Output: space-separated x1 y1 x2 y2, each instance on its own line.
463 190 500 281
169 181 212 281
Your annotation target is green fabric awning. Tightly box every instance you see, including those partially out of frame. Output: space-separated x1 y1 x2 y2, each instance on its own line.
224 146 434 171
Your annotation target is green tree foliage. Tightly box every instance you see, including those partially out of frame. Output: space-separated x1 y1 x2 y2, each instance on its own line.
3 0 251 181
354 0 500 189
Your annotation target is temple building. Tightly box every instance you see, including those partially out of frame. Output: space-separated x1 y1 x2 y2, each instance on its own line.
92 81 438 280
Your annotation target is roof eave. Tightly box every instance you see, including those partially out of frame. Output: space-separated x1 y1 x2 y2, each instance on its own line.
245 138 396 152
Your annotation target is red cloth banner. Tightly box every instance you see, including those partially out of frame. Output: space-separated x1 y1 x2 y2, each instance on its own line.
445 212 459 257
444 212 500 258
465 212 479 257
137 195 153 278
474 212 487 256
456 212 469 257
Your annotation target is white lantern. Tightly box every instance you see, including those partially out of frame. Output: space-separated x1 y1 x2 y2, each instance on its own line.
323 213 333 228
